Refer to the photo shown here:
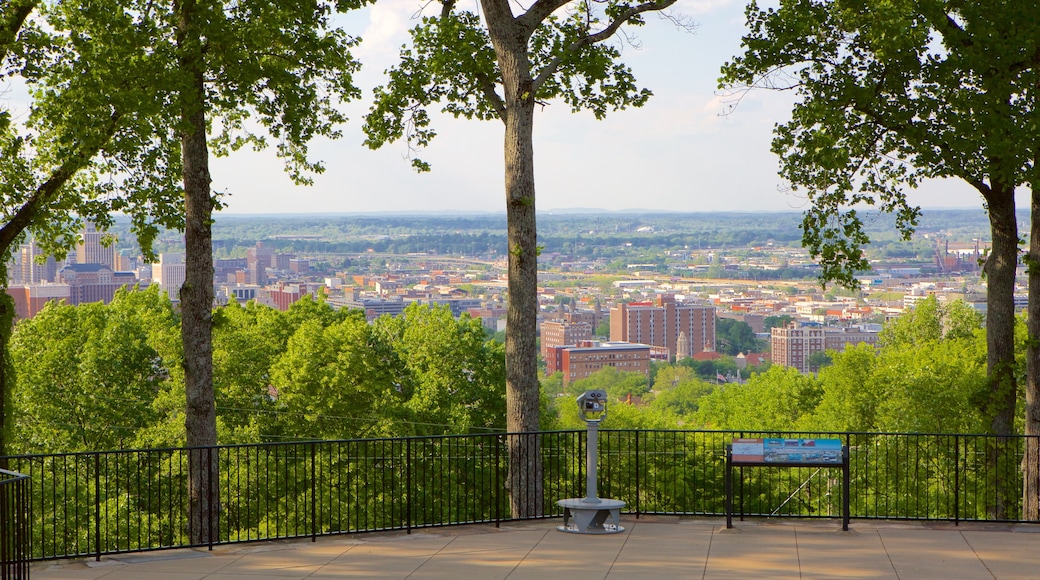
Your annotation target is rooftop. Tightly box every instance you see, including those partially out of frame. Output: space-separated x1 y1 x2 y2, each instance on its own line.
31 515 1040 579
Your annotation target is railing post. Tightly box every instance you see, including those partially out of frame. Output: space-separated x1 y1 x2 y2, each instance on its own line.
495 434 501 528
311 441 317 542
207 446 214 551
94 452 101 562
405 437 412 534
954 435 960 526
635 430 641 518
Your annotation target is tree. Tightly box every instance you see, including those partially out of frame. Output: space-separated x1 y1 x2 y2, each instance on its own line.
806 351 832 371
694 365 822 431
716 317 764 355
0 1 187 459
15 0 365 540
763 315 793 330
363 0 685 517
270 313 409 440
9 287 178 453
375 304 506 435
878 296 983 349
720 0 1038 517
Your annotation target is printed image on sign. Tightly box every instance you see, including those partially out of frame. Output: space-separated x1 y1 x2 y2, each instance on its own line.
763 438 842 464
731 438 764 463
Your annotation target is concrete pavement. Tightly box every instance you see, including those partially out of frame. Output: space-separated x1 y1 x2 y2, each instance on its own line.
30 516 1040 579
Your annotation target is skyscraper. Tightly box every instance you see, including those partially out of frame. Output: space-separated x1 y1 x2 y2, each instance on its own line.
77 221 116 269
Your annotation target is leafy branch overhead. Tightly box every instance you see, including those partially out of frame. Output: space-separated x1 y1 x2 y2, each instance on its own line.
719 0 1038 288
363 0 679 170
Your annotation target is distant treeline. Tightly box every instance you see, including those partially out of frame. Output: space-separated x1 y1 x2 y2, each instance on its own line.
108 208 1001 257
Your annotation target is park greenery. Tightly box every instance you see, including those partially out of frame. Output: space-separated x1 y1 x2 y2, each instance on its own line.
8 291 1005 459
3 0 1038 529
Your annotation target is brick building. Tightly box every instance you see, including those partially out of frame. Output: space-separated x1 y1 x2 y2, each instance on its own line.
609 295 715 360
7 284 71 320
771 323 879 373
540 320 593 365
58 264 137 306
560 341 651 385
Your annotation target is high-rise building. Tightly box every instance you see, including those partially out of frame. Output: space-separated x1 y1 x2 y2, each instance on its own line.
770 323 879 373
152 253 186 300
610 295 715 360
769 324 825 374
540 320 593 364
247 242 272 286
76 221 116 269
19 240 57 284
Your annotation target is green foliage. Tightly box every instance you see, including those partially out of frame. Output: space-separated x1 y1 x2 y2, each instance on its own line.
694 366 823 430
10 287 179 453
649 378 714 420
374 304 506 435
715 317 765 355
763 315 793 330
564 367 649 400
878 296 983 349
269 314 409 440
720 0 1038 287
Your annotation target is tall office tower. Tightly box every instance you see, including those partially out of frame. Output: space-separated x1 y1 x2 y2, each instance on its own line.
19 240 57 284
246 242 272 286
77 221 116 268
152 253 186 300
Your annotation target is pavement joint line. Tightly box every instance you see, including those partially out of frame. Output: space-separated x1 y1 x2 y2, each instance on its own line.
604 520 635 579
700 524 717 580
504 527 552 579
960 529 997 580
794 527 802 579
875 527 901 580
304 540 361 578
402 533 459 579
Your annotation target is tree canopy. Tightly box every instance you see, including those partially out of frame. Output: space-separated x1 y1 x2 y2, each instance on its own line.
362 0 687 518
720 1 1039 517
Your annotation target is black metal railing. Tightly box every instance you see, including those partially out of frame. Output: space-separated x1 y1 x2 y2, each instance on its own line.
0 468 31 579
2 430 1036 562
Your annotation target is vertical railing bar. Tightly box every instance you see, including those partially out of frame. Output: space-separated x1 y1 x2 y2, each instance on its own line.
406 437 412 535
94 452 101 561
311 441 318 542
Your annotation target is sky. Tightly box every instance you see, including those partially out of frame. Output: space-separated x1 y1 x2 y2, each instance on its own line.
33 0 1012 216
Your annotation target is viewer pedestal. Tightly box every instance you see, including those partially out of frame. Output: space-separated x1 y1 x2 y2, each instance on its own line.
556 498 626 534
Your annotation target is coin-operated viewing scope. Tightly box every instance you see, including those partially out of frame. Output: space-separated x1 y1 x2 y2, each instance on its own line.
577 389 607 423
556 389 625 534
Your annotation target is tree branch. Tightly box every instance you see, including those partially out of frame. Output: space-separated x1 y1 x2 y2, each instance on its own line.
472 72 507 120
0 0 37 64
0 110 122 257
532 0 676 91
517 0 574 36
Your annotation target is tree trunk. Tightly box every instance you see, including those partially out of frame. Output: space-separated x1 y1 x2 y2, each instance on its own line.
1025 186 1040 521
983 187 1019 520
495 34 543 518
176 0 218 545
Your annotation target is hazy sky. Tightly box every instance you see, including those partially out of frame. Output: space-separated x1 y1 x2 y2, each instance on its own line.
207 0 1001 215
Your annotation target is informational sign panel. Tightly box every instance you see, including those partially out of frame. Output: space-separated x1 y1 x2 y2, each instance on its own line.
726 437 849 531
731 438 765 463
731 438 843 465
